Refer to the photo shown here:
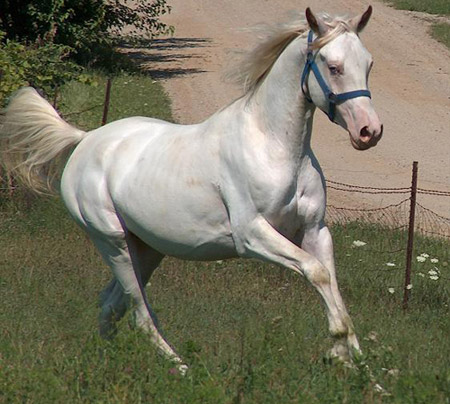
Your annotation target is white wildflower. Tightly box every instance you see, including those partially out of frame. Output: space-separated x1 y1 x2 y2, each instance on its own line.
386 262 396 267
428 269 438 276
430 258 439 263
271 316 283 325
416 256 426 262
420 253 430 258
406 284 413 290
417 273 425 277
429 275 439 281
352 240 367 247
387 369 400 377
388 288 395 294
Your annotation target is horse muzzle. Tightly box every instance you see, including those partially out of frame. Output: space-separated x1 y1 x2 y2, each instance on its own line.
350 123 383 150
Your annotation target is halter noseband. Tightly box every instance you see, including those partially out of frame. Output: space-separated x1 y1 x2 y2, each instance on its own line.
300 30 371 122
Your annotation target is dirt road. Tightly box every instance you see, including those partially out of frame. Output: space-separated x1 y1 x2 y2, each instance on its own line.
127 0 450 217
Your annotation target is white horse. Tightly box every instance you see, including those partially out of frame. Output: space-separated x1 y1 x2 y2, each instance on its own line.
0 7 382 373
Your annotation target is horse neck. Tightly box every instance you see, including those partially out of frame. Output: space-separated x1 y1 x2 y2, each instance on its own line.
249 35 315 161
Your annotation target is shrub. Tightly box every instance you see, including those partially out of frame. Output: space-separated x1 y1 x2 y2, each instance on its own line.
0 0 173 66
0 31 83 105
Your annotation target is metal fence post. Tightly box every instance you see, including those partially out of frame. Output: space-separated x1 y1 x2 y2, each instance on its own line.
403 161 418 310
101 78 112 126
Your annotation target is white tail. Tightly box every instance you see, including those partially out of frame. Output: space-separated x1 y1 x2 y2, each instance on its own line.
0 87 87 194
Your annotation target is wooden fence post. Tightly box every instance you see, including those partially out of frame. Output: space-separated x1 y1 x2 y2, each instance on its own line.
403 161 418 310
101 78 112 126
53 86 59 109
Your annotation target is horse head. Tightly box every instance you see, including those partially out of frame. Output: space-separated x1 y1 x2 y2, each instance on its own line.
303 6 383 150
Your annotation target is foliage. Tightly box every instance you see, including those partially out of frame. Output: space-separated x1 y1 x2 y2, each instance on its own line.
0 31 83 106
0 0 173 65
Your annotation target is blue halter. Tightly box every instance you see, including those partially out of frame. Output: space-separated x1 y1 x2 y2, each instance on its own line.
300 30 371 122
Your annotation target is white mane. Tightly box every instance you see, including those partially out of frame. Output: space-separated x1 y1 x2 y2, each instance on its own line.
226 13 353 94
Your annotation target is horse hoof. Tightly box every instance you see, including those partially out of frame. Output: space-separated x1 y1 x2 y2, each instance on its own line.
178 364 189 376
324 341 351 365
168 364 189 376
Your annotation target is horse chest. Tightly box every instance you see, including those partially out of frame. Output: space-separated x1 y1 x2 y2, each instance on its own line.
260 188 324 241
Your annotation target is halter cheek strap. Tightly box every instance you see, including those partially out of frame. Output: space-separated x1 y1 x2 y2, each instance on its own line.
301 30 371 122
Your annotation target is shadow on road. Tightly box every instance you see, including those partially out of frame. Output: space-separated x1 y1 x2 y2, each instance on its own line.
120 37 212 79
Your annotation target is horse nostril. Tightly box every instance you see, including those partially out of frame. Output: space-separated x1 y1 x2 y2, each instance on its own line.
360 126 372 142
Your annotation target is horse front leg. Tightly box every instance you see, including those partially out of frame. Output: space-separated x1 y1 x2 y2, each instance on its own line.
296 223 361 360
232 215 358 362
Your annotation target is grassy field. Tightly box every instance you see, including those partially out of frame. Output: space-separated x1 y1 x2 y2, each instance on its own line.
1 196 449 403
1 73 449 402
383 0 450 48
58 72 174 130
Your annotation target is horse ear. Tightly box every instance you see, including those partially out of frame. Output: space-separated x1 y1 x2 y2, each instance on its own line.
305 8 329 36
349 5 373 33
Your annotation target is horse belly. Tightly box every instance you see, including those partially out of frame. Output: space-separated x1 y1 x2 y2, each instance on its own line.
113 164 236 260
119 200 236 261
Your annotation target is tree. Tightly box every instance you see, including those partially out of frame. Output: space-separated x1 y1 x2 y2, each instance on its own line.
0 0 173 65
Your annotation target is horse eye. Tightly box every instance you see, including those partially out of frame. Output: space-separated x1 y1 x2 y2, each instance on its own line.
328 65 339 75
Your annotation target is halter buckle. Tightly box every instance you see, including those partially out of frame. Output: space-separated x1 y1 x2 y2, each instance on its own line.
328 92 338 103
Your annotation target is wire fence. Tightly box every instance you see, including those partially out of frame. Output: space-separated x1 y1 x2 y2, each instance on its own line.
325 175 450 240
324 161 449 309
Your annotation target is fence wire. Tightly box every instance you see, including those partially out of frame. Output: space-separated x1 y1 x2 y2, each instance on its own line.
325 180 449 240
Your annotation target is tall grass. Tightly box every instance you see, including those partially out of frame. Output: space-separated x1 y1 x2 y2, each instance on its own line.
1 72 449 402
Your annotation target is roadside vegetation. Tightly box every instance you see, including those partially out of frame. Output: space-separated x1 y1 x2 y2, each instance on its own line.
431 22 450 48
383 0 450 48
0 0 173 105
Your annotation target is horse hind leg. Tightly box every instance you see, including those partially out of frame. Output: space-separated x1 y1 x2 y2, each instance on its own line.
98 233 164 338
92 229 187 374
98 278 129 338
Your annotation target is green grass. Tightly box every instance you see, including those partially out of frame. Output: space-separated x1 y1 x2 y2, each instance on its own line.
58 72 174 131
1 71 449 402
384 0 449 15
432 22 450 47
0 197 449 403
383 0 450 48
